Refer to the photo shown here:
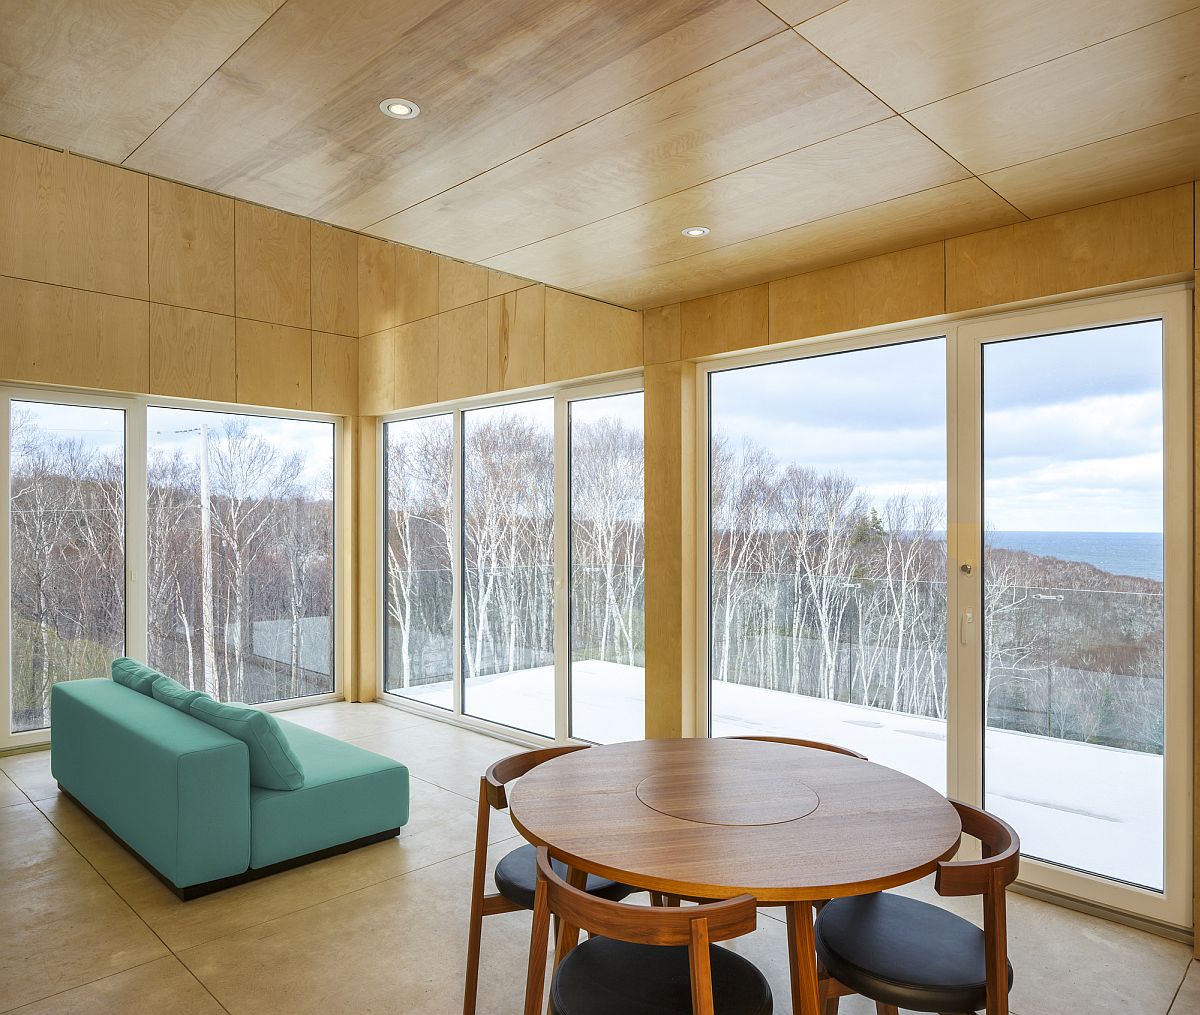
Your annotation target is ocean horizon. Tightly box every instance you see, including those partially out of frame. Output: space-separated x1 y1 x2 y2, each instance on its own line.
987 530 1163 582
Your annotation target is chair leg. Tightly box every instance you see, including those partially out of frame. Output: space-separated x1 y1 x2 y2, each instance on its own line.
875 1005 899 1015
463 782 491 1015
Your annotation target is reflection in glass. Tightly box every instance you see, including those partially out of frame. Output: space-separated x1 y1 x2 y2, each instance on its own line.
10 402 126 732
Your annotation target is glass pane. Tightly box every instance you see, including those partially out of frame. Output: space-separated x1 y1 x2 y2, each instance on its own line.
982 321 1165 890
10 402 126 732
569 392 645 743
709 340 948 791
147 408 335 704
462 399 554 736
383 415 454 709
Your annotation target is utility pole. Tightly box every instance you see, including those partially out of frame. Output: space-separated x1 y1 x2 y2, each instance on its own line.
199 423 218 698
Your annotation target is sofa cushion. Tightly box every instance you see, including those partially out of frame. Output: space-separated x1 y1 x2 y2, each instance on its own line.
190 698 305 791
151 674 209 713
111 657 160 695
248 721 408 868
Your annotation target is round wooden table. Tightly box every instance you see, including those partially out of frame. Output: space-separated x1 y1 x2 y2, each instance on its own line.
508 737 962 1015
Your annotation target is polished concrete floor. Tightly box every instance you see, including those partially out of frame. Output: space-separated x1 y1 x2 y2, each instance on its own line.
1 701 1196 1014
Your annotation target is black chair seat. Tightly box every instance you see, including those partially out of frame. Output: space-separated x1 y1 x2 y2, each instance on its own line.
815 893 1013 1014
494 844 634 910
550 936 773 1015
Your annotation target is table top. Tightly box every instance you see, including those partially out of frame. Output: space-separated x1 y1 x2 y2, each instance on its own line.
507 738 962 903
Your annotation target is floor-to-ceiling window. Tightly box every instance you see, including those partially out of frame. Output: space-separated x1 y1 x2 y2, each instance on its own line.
380 382 645 743
1 391 341 748
703 287 1191 927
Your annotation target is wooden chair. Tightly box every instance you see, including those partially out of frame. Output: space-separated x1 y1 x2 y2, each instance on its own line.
464 746 637 1015
523 846 771 1015
813 800 1020 1015
722 734 867 760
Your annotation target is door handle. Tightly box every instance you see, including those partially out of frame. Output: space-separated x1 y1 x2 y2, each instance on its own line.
959 608 975 645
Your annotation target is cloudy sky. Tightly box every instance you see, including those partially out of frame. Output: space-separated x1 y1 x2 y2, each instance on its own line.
711 321 1164 533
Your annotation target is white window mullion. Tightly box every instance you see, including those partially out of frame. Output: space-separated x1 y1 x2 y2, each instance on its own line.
451 410 464 718
0 393 11 744
553 395 570 743
125 402 148 663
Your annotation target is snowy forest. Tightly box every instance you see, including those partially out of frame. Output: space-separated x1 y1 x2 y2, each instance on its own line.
9 409 335 731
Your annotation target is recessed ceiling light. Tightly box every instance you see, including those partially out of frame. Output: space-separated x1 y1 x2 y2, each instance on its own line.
681 226 710 237
380 98 421 119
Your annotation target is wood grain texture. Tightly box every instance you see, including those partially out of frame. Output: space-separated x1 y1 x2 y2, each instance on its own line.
0 275 149 392
438 257 489 313
149 303 236 401
371 32 886 263
643 304 681 364
757 0 846 24
800 0 1192 113
235 201 310 328
946 185 1194 312
358 328 397 416
235 318 311 409
487 285 545 391
543 289 642 383
644 361 696 739
310 222 359 337
122 0 782 226
149 178 235 315
438 301 488 402
0 0 284 161
0 137 148 300
769 243 945 344
983 114 1200 220
579 178 1023 309
484 118 968 293
680 286 767 359
906 9 1200 175
396 245 440 325
358 235 397 336
488 269 532 298
354 415 379 700
508 738 962 901
394 317 439 410
311 331 358 414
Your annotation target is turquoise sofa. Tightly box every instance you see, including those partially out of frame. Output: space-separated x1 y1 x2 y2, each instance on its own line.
51 672 409 899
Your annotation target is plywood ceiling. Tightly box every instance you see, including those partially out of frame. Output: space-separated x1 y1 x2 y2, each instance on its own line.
2 0 1197 309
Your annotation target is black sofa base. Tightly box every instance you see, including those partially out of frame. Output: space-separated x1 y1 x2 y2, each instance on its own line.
58 783 404 901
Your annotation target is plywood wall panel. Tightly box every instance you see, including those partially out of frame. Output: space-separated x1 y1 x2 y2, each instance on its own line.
235 318 311 409
0 275 149 392
439 257 489 313
149 178 235 315
770 243 944 344
235 201 310 328
438 301 488 401
643 304 682 364
679 285 767 359
544 288 642 383
149 303 236 401
488 269 532 298
395 317 439 410
310 222 359 337
358 235 397 337
396 245 440 324
947 185 1194 311
487 285 545 391
0 135 66 287
359 328 397 415
312 331 358 415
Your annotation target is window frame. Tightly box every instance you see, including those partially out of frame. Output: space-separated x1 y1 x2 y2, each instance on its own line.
1 385 346 751
694 283 1193 929
376 375 645 747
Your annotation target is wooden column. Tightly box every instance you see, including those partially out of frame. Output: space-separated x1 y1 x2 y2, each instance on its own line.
643 361 697 739
353 415 379 703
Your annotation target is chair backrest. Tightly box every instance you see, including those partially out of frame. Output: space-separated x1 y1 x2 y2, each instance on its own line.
524 847 758 1015
722 734 867 760
482 744 588 810
935 800 1020 1015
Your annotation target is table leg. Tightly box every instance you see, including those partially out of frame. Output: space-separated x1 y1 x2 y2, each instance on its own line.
786 901 822 1015
553 866 588 967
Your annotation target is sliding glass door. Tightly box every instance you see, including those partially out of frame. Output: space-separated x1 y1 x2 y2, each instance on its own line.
704 286 1191 926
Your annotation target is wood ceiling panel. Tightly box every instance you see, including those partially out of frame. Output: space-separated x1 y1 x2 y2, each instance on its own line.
0 0 283 162
123 0 783 228
370 32 887 263
799 0 1193 113
982 114 1200 219
905 9 1200 174
567 178 1023 309
483 117 970 296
